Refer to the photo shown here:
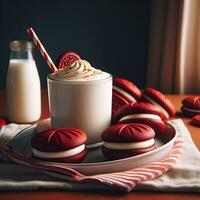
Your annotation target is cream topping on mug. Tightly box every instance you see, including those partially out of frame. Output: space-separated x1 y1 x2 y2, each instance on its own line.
53 59 110 81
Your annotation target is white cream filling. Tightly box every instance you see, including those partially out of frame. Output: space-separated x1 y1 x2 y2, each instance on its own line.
143 94 169 119
103 139 155 150
32 144 85 159
113 85 136 102
183 107 200 113
119 113 162 122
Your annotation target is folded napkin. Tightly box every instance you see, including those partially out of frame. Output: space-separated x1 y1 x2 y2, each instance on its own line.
0 119 199 192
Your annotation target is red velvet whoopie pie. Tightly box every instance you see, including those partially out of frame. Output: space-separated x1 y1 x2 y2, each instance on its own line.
181 96 200 118
112 78 141 115
142 88 176 119
113 102 166 134
112 92 130 116
191 114 200 127
113 78 141 102
31 128 87 163
102 123 156 160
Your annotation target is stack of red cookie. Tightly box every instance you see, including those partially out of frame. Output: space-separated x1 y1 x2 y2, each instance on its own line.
112 86 176 135
181 96 200 117
105 80 176 160
112 102 166 134
181 96 200 127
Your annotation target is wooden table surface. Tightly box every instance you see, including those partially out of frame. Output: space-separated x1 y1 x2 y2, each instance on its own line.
0 90 200 199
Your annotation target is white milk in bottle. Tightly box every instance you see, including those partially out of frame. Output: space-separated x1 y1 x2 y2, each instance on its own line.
7 41 41 123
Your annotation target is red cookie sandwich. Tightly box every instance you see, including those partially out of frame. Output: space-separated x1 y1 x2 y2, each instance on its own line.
142 88 176 119
102 123 156 160
191 114 200 127
31 128 87 163
181 96 200 118
113 102 166 134
112 78 141 115
112 92 130 116
113 78 141 103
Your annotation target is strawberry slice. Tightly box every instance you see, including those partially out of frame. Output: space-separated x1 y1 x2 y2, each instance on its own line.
57 51 81 69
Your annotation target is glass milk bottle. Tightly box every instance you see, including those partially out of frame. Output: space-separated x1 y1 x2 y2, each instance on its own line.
6 41 41 123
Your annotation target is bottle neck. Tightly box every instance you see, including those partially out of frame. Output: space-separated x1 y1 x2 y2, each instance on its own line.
10 49 34 60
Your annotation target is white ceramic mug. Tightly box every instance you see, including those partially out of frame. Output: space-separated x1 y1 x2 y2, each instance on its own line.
47 74 112 147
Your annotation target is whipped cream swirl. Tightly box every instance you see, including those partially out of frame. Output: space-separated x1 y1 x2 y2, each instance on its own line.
53 59 110 81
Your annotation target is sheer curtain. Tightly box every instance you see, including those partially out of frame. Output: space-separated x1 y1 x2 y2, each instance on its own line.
147 0 200 94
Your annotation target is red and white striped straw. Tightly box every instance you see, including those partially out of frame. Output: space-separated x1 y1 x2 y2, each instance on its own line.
27 27 57 72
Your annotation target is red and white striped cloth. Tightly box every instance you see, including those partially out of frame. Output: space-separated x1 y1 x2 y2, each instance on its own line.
1 135 184 192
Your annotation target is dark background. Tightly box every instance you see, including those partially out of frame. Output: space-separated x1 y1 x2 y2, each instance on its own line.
0 0 151 89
